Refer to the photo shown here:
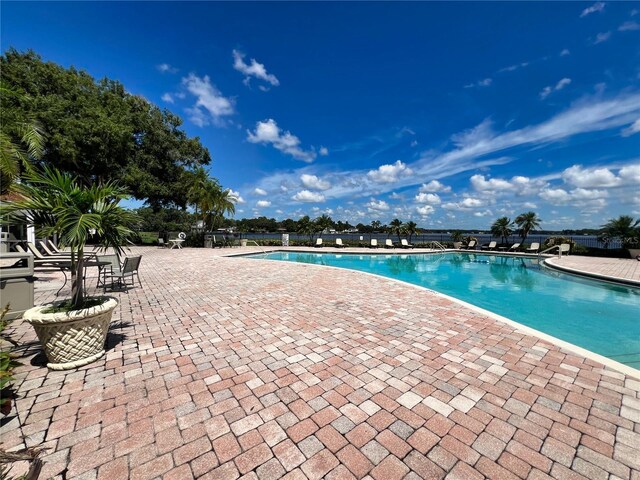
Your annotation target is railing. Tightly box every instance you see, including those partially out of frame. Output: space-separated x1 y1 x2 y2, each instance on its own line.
426 241 446 251
245 240 267 254
538 243 570 259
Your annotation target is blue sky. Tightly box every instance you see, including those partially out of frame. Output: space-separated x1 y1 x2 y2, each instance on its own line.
3 2 640 229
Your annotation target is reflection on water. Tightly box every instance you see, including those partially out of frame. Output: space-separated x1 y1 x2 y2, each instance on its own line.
250 252 640 366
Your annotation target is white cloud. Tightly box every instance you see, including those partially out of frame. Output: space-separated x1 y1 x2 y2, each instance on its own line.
182 74 234 126
300 174 331 191
157 63 178 73
442 197 486 211
540 187 608 209
228 189 245 203
522 202 537 209
594 31 611 44
256 200 271 207
619 164 640 184
415 193 441 204
540 78 572 99
366 199 390 212
621 119 640 136
367 160 413 183
389 192 403 200
254 188 268 196
250 93 640 203
464 78 492 88
161 93 174 103
319 147 329 156
560 49 571 56
416 205 435 216
292 190 325 202
580 2 605 17
499 62 530 73
619 21 640 31
232 50 280 87
419 180 451 193
247 119 318 162
561 165 621 188
470 174 513 191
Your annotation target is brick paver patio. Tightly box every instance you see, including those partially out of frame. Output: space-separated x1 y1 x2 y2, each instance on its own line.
2 247 639 479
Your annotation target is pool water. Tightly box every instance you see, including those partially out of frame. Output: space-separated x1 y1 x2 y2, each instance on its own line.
248 252 640 367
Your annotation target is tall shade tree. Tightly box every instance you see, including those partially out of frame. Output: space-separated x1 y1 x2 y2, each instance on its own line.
599 215 640 248
0 84 45 194
514 211 541 245
490 217 514 244
0 167 138 308
1 49 211 208
389 219 403 242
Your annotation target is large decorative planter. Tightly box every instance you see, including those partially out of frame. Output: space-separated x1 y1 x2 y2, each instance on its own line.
23 298 118 370
629 248 640 260
453 242 462 249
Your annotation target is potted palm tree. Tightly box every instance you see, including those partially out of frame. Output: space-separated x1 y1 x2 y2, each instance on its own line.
0 166 138 370
450 230 464 249
599 215 640 259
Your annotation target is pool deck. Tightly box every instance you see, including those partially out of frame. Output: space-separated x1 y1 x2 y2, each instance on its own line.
2 247 639 480
545 255 640 286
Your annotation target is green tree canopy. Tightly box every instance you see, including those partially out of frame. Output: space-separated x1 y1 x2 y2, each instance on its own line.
1 49 211 208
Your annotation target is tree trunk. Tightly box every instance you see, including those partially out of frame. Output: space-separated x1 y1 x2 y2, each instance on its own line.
71 249 85 308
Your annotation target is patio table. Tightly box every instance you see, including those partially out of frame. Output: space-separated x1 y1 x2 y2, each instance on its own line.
169 239 185 249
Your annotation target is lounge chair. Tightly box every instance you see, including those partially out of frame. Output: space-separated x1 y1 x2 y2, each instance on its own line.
507 243 521 252
370 239 379 248
314 238 323 248
158 238 167 248
384 239 394 249
559 243 570 256
38 240 73 258
526 242 540 253
27 242 72 262
46 239 69 254
103 255 142 291
462 240 477 250
400 239 414 249
335 238 346 248
481 241 497 251
15 244 64 266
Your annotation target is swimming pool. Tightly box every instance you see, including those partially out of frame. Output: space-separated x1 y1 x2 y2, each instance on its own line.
248 252 640 367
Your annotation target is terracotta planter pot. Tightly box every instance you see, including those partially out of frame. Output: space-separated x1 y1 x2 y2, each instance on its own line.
23 298 118 370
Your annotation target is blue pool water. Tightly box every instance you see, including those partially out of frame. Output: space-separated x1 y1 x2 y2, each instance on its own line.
248 252 640 367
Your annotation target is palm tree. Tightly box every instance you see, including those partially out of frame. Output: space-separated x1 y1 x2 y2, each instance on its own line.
0 166 138 309
389 218 403 243
515 211 541 245
404 221 418 243
186 166 210 218
0 84 46 194
490 217 514 244
370 220 382 232
315 214 333 237
297 215 315 245
197 179 237 231
599 215 640 248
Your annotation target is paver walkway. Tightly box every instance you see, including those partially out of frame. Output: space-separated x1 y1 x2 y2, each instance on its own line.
546 255 640 285
2 247 639 479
